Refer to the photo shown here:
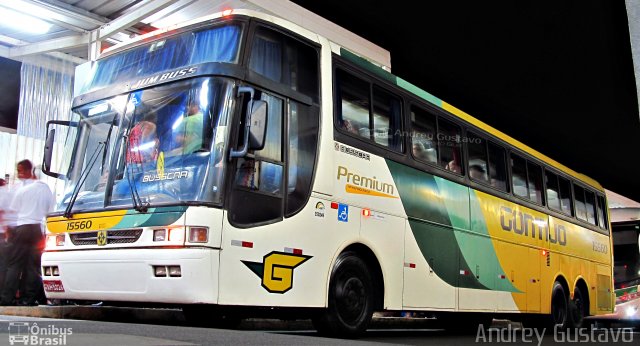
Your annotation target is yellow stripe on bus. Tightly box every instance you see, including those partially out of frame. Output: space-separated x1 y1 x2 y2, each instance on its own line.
47 210 128 234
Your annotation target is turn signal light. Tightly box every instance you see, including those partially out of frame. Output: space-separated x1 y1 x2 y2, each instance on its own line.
188 227 208 243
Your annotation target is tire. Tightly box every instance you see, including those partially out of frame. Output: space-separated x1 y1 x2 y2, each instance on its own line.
183 305 241 329
312 252 374 338
549 282 570 330
569 287 587 328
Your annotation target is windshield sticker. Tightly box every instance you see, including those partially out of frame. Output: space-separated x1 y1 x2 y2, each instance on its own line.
142 170 189 183
335 142 370 161
337 166 398 199
128 67 197 90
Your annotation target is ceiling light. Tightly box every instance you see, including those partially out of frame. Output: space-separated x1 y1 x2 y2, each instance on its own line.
0 7 52 34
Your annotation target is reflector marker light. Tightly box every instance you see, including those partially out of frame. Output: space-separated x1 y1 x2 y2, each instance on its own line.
499 274 506 279
362 209 371 217
331 202 339 209
222 9 233 16
404 263 416 268
541 249 547 256
284 247 303 255
460 270 470 276
231 240 253 248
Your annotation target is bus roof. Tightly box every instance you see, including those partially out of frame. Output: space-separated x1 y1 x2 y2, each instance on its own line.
334 47 604 192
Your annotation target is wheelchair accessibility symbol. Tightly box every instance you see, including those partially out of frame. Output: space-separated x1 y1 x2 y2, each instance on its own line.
337 204 349 222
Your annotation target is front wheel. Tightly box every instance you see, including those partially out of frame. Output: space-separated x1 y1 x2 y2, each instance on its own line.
312 252 374 338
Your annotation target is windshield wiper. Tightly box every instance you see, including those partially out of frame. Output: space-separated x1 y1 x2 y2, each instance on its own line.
121 133 149 213
100 113 119 174
63 141 105 218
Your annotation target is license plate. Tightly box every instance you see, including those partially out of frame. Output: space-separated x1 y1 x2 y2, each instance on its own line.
43 280 65 292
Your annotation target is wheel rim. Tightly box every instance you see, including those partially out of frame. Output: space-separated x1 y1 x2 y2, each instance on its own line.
335 275 367 325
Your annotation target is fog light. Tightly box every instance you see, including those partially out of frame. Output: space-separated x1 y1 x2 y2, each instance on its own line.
56 235 65 246
44 266 52 276
52 266 59 276
168 266 181 277
188 227 208 243
154 266 167 277
153 229 166 242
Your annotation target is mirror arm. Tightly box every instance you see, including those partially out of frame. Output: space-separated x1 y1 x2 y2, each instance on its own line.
230 86 255 160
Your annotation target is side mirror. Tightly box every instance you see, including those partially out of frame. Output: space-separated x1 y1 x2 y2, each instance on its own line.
248 100 267 150
43 128 56 176
42 120 75 179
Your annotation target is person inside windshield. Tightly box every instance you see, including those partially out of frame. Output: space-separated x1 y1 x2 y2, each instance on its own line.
127 120 159 164
168 103 204 156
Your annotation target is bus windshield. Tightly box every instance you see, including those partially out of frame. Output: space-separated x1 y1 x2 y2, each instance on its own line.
57 77 234 213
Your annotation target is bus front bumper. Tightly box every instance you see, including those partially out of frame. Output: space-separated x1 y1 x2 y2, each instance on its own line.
41 247 219 304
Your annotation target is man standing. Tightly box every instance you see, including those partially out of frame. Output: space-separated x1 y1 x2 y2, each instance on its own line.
0 177 18 293
0 160 55 306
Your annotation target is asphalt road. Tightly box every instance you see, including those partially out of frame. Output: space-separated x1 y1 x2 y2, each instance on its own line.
0 315 638 346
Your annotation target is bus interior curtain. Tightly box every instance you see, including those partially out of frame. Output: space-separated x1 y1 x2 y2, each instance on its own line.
249 37 282 82
86 26 240 93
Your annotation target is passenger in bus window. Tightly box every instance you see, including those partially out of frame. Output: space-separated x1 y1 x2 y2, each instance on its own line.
341 119 358 134
469 161 488 182
168 103 204 156
412 140 437 163
127 120 159 164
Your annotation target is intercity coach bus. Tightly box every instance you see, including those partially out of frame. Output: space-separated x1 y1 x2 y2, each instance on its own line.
41 9 614 336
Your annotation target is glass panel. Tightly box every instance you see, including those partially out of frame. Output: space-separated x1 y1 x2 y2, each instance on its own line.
467 132 488 183
109 77 232 208
558 176 573 215
574 185 587 221
438 118 463 175
286 102 319 216
84 25 241 93
546 170 561 211
527 161 544 205
253 93 283 161
597 195 608 229
249 27 318 102
410 106 438 164
511 154 528 198
585 190 597 225
57 95 128 212
372 86 402 150
337 70 370 140
487 141 508 191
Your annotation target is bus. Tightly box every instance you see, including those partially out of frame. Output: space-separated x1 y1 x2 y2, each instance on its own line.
40 8 614 336
594 207 640 324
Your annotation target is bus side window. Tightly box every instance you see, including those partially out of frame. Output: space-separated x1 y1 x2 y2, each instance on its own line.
467 131 489 183
584 189 597 225
337 70 369 138
410 106 437 164
596 195 608 229
372 86 402 151
558 176 573 216
438 118 463 175
546 170 562 211
511 154 528 198
574 184 588 221
488 141 508 192
527 161 544 205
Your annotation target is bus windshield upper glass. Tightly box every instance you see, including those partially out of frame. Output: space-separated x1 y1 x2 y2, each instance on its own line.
57 77 234 213
81 24 241 94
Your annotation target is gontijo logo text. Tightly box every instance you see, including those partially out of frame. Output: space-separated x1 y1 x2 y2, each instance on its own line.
337 166 397 198
242 252 312 294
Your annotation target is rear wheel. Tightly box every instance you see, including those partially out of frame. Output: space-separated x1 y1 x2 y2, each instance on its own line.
312 252 374 338
549 282 570 329
569 287 587 328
